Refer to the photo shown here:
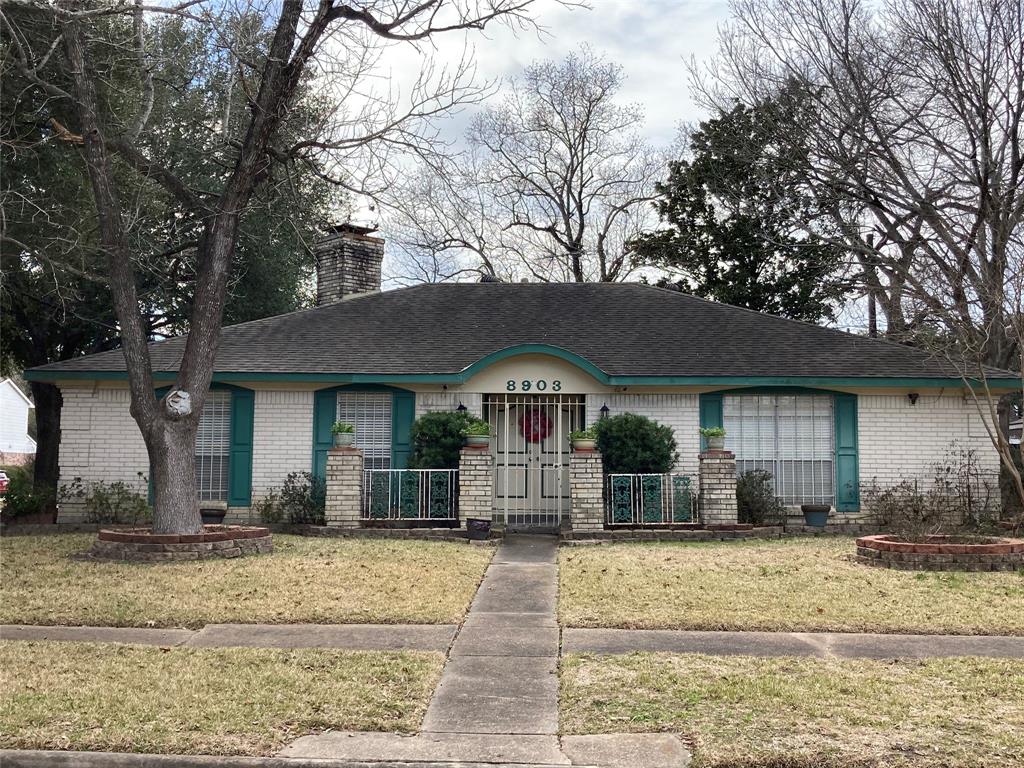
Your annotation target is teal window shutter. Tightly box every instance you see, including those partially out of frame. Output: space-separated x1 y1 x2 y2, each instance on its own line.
227 388 254 506
698 393 723 450
391 391 416 469
312 389 337 483
833 393 859 512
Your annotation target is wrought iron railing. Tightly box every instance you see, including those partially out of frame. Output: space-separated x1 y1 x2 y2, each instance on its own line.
605 473 696 526
362 469 458 521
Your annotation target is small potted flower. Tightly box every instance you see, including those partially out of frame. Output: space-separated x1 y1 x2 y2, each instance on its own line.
570 426 597 451
700 426 727 450
332 421 355 448
462 418 491 447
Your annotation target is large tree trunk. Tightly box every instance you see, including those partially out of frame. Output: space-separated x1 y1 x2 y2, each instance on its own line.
29 381 62 517
145 416 202 534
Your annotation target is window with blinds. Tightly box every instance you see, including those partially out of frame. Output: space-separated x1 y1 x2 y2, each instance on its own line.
195 390 231 501
723 394 834 506
337 392 392 470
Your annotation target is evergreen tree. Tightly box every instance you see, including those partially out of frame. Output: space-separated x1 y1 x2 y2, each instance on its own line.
632 95 850 323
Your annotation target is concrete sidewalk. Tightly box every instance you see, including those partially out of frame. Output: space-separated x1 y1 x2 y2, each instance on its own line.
0 623 456 652
563 628 1024 659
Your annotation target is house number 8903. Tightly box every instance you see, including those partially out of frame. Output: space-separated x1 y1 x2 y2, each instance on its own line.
506 379 561 392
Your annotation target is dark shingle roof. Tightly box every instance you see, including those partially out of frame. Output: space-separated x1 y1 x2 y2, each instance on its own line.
28 283 1018 380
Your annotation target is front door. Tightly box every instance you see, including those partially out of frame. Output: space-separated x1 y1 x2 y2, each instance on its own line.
485 394 584 530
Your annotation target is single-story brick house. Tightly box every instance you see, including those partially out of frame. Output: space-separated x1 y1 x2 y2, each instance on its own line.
26 226 1019 529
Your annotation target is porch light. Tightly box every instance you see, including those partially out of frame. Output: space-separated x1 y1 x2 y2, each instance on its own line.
456 402 468 412
907 393 919 406
600 403 610 418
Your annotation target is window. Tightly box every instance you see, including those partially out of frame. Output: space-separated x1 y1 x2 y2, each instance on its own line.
337 392 392 470
195 390 231 501
723 394 834 506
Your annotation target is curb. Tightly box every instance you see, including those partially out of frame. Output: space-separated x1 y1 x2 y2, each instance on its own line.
0 751 581 768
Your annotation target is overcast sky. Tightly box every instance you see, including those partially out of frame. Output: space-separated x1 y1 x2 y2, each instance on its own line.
379 0 733 153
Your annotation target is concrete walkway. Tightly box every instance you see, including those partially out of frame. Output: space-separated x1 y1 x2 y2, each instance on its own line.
280 535 691 768
564 628 1024 659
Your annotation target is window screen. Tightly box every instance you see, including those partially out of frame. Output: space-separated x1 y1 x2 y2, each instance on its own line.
723 394 834 506
195 390 231 501
337 392 392 470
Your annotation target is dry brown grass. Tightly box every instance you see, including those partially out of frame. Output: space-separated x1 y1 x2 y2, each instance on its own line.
559 538 1024 635
561 652 1024 767
0 533 491 628
0 640 442 755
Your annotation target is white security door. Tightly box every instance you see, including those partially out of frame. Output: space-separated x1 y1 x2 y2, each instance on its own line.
486 394 584 530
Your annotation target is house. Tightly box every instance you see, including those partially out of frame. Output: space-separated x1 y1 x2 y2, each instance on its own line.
26 225 1019 528
0 378 36 466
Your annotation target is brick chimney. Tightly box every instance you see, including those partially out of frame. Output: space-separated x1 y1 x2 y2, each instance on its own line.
314 223 384 305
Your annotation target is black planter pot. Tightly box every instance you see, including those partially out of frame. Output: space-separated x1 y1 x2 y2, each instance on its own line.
200 508 227 526
466 518 491 541
800 504 831 527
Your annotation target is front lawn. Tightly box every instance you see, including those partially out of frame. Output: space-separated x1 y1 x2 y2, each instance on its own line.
560 538 1024 635
0 534 491 628
561 652 1024 767
0 640 441 755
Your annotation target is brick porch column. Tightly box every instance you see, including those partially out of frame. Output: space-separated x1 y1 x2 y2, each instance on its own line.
325 447 363 528
458 446 494 525
698 450 738 526
570 450 604 531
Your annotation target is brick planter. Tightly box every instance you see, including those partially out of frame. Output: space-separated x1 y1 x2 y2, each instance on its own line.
80 525 273 562
855 534 1024 572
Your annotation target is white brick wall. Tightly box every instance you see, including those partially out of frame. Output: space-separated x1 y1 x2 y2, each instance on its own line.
585 393 701 477
251 389 314 496
416 391 482 418
57 386 149 521
858 393 1000 490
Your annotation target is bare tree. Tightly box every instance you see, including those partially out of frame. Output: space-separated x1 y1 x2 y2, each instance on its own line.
1 0 555 534
388 47 662 283
696 0 1024 370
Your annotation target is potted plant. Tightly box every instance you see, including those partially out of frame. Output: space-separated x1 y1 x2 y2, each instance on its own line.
462 418 491 447
332 421 355 448
570 426 597 451
801 503 831 527
466 517 492 540
700 426 727 450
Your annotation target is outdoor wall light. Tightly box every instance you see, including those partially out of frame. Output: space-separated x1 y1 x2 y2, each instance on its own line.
908 392 919 406
600 403 610 418
456 402 468 412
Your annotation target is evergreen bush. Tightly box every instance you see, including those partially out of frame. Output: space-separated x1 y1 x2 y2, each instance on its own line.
594 413 677 474
409 411 470 469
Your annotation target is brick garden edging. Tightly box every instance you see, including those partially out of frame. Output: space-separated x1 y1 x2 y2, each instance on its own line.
856 534 1024 572
80 525 273 562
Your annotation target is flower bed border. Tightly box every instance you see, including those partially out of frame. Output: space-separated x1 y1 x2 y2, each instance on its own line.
80 525 273 562
856 534 1024 572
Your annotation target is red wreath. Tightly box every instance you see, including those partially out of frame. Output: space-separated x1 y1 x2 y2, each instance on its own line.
518 407 553 443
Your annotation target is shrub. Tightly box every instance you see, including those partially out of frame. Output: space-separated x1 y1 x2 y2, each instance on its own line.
736 470 785 526
61 475 151 525
594 413 677 474
1 466 53 521
409 411 470 469
279 471 326 525
863 479 947 541
252 490 283 524
331 421 355 434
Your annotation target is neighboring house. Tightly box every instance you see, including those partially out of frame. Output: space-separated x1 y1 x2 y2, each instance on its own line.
0 378 36 466
26 225 1019 527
